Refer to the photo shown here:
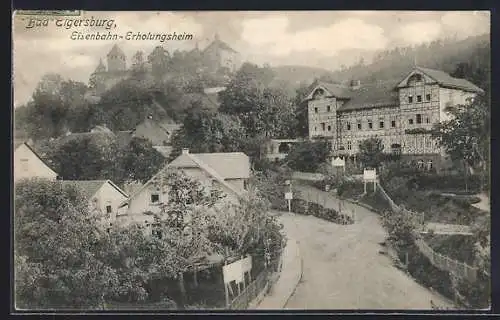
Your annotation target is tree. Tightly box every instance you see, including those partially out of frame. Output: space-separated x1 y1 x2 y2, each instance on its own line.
285 139 331 172
358 137 385 170
14 179 119 309
120 137 166 183
47 135 122 182
294 82 312 138
169 105 247 161
219 63 294 138
432 94 490 191
148 46 170 81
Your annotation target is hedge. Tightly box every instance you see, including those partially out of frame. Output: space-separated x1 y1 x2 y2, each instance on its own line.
273 198 354 225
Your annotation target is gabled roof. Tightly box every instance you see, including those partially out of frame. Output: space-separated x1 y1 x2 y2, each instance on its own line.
338 80 400 111
304 81 351 101
107 44 126 57
60 180 128 200
203 38 238 54
399 66 484 93
55 131 117 147
126 151 246 205
14 142 58 175
152 145 173 158
194 152 250 179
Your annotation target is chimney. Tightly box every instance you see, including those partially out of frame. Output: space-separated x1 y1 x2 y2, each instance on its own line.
182 148 189 155
350 79 361 90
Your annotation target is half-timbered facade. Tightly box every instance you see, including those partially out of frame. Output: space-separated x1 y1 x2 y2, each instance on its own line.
305 66 484 170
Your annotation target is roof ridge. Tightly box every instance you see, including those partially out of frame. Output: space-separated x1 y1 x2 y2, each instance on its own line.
187 154 243 196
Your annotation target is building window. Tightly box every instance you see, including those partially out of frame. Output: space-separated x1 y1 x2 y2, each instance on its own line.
347 141 352 150
426 94 431 102
425 138 432 148
314 107 318 113
151 194 160 204
427 160 433 171
321 123 326 131
416 114 422 124
347 122 351 130
243 180 248 190
408 96 413 103
368 121 373 129
379 121 384 129
327 105 331 112
327 125 332 131
106 205 112 214
426 117 430 124
391 120 396 128
357 122 362 130
417 95 422 103
314 127 317 131
409 118 414 125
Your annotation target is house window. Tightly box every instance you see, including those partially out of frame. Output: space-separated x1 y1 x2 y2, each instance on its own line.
416 114 422 124
357 122 362 130
347 122 351 130
243 180 248 190
426 117 430 124
409 118 414 125
426 94 431 102
106 205 112 214
327 125 332 131
379 121 384 129
425 138 432 148
151 194 160 204
327 105 331 112
314 107 318 113
321 123 325 131
314 126 317 131
417 95 422 103
368 121 373 129
427 160 433 171
347 141 352 150
408 96 413 103
391 120 396 128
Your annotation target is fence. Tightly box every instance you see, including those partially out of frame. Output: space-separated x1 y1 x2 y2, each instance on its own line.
376 182 479 283
227 248 284 310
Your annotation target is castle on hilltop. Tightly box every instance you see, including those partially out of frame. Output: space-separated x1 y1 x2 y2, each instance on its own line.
88 34 241 95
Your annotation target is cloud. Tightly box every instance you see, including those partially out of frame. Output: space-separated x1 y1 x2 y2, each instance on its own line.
241 16 388 56
440 11 490 37
392 21 443 45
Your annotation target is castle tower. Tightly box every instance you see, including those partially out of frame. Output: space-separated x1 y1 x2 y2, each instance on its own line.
107 44 126 72
94 58 106 73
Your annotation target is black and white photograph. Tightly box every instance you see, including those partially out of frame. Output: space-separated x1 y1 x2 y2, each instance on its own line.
12 10 491 311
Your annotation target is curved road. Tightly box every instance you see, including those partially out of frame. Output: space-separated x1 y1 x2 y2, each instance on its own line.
280 185 454 310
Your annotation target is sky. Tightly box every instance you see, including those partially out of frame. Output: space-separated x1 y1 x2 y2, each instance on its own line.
12 10 490 107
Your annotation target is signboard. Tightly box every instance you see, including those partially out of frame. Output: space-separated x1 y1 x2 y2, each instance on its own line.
222 255 252 285
332 157 345 167
363 169 377 181
223 259 244 284
241 255 252 274
285 192 293 200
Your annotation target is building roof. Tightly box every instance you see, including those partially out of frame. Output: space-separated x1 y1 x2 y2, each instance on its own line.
107 44 126 57
194 152 251 179
413 66 484 93
55 131 117 148
203 38 238 54
14 142 58 175
152 145 173 158
125 150 248 205
338 80 400 111
60 180 128 199
115 130 134 148
182 92 220 110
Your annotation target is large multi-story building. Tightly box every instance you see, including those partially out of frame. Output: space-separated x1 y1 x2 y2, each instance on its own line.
304 66 484 170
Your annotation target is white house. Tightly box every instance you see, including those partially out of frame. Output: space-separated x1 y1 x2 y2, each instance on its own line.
119 149 251 225
60 180 129 223
14 142 58 182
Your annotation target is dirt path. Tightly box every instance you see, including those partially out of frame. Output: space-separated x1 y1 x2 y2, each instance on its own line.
281 185 455 310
